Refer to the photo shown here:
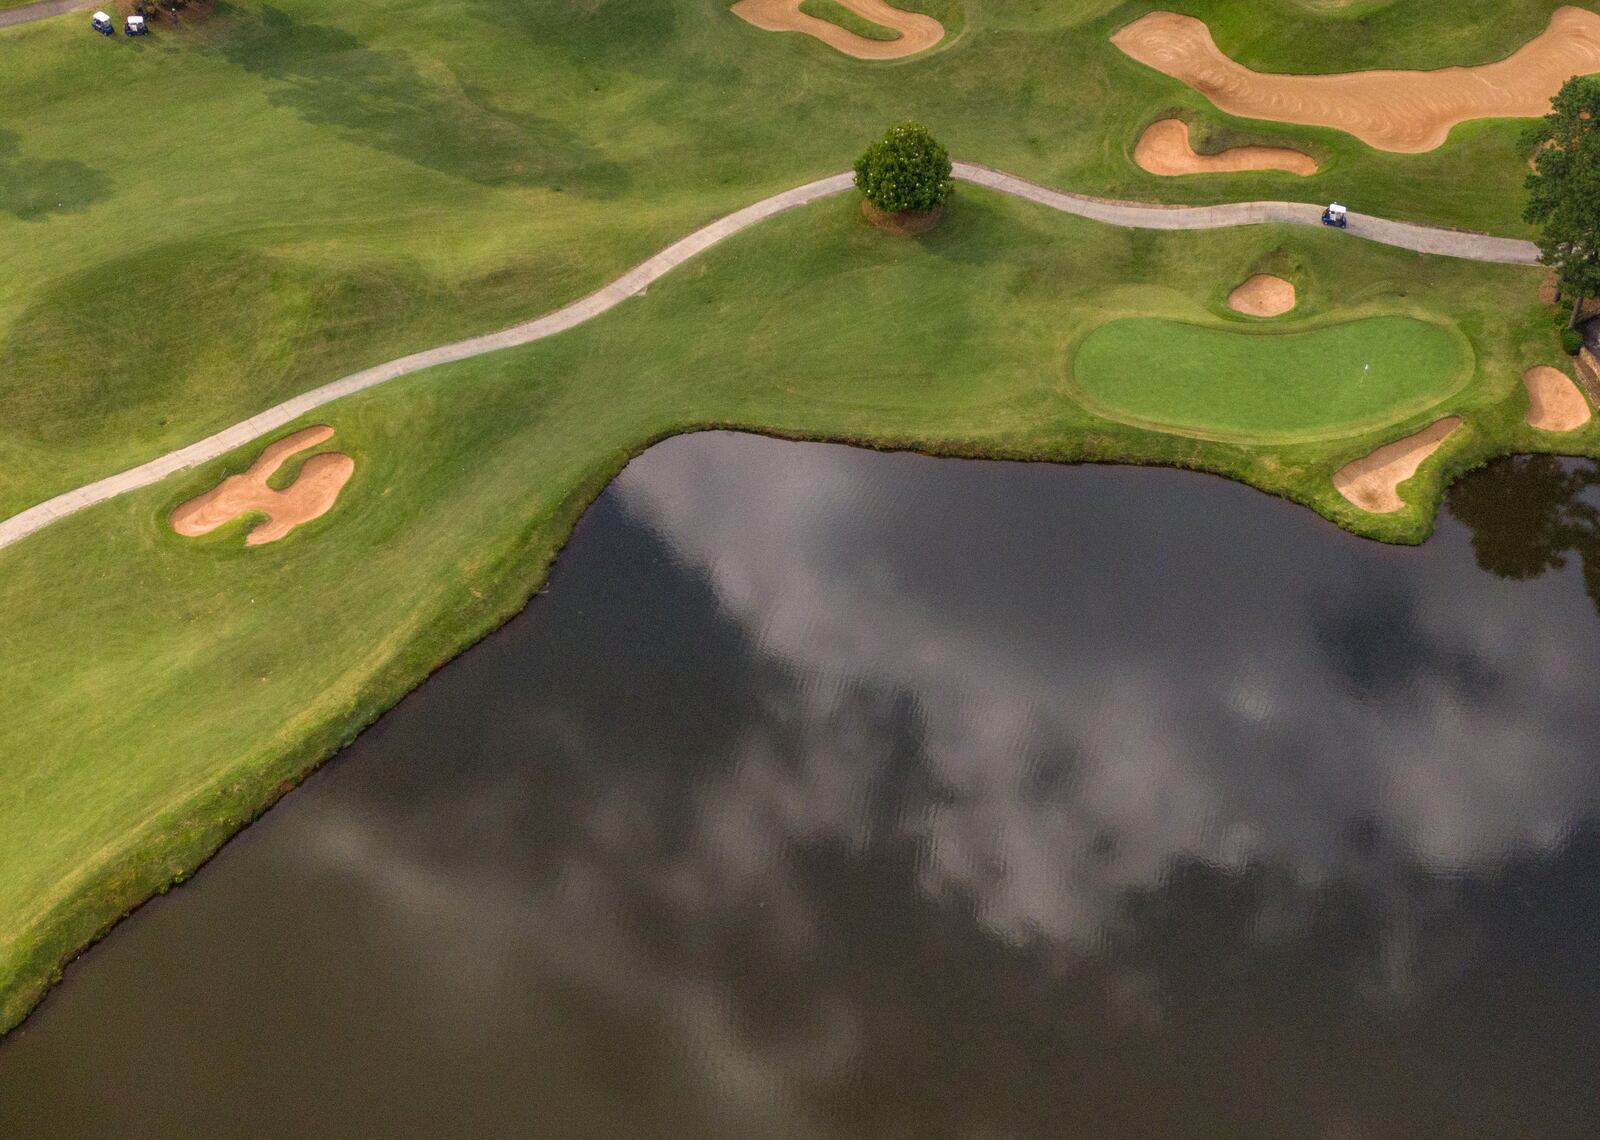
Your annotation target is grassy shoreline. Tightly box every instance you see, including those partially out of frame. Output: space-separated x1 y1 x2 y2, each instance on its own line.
7 420 1597 1036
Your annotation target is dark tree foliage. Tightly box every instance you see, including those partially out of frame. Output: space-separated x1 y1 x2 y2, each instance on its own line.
853 122 953 214
1524 76 1600 328
1447 455 1600 610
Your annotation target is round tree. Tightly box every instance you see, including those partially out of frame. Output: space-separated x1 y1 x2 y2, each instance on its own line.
854 122 953 232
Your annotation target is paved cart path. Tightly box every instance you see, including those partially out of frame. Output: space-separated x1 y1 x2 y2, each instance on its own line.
957 164 1539 264
0 163 1541 554
0 0 86 29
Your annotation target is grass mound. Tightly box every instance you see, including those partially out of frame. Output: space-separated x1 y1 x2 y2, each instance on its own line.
798 0 900 41
1070 315 1469 440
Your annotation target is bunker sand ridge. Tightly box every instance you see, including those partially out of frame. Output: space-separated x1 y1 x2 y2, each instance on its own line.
1333 417 1463 513
1134 119 1318 177
170 425 354 546
730 0 943 59
1113 6 1600 153
1523 365 1593 432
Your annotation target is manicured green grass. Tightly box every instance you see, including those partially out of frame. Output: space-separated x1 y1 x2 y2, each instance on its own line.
2 188 1596 1032
799 0 901 41
0 0 1587 520
1070 315 1469 440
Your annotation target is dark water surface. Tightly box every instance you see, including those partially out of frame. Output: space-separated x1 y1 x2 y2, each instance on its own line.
3 435 1600 1138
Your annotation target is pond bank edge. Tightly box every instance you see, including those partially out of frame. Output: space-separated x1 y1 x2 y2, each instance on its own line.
3 420 1598 1036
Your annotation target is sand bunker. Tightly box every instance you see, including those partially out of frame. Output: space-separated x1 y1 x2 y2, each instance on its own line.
171 425 355 546
1134 119 1318 176
1111 7 1600 152
730 0 943 60
1333 417 1462 513
1523 365 1593 432
1227 273 1297 317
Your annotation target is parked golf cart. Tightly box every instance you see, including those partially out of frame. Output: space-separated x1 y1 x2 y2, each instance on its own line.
90 10 114 34
125 13 148 34
1321 202 1348 229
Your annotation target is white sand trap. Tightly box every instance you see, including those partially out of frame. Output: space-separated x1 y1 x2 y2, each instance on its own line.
1227 273 1297 317
1523 365 1593 432
171 425 355 546
730 0 943 60
1333 417 1463 513
1134 119 1318 176
1112 7 1600 152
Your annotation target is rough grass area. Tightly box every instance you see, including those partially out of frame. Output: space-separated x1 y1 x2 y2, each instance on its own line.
1071 315 1469 440
798 0 901 41
0 0 1589 517
3 187 1598 1032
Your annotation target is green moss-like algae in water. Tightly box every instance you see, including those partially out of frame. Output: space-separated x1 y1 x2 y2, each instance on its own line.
1070 316 1470 441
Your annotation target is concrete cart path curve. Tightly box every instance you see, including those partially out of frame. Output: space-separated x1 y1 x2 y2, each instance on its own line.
955 163 1540 264
0 0 87 29
0 162 1541 555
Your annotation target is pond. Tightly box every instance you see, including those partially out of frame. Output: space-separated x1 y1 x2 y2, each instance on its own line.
2 434 1599 1137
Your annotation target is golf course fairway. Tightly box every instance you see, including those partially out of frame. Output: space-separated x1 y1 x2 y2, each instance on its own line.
1070 316 1470 441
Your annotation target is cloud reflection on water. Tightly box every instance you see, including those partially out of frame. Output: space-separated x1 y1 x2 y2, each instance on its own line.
613 435 1600 944
8 436 1600 1138
256 436 1600 1135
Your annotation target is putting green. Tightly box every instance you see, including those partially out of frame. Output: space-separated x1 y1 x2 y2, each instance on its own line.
1069 316 1470 441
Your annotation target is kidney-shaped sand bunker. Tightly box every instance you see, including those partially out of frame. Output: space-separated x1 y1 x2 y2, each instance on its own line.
171 425 355 547
1333 417 1463 513
1522 365 1593 432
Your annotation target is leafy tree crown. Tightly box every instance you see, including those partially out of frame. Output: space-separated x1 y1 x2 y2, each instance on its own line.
854 122 953 214
1524 76 1600 307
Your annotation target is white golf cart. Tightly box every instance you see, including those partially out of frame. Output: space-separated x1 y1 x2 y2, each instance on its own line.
1321 202 1349 229
91 10 114 34
125 12 148 34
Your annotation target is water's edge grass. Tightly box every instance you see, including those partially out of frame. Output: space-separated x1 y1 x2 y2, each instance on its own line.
5 405 1598 1036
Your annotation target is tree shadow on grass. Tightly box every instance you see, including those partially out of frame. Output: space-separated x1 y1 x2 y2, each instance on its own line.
215 6 629 197
476 0 680 64
1446 454 1600 613
0 130 112 222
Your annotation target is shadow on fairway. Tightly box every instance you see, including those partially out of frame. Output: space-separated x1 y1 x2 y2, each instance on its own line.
472 0 680 62
1447 455 1600 611
0 130 112 222
216 6 631 196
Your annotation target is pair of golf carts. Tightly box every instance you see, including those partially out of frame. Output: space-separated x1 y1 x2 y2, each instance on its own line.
91 11 147 35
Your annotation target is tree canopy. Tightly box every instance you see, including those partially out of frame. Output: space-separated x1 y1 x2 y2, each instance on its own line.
853 122 953 215
1524 76 1600 326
